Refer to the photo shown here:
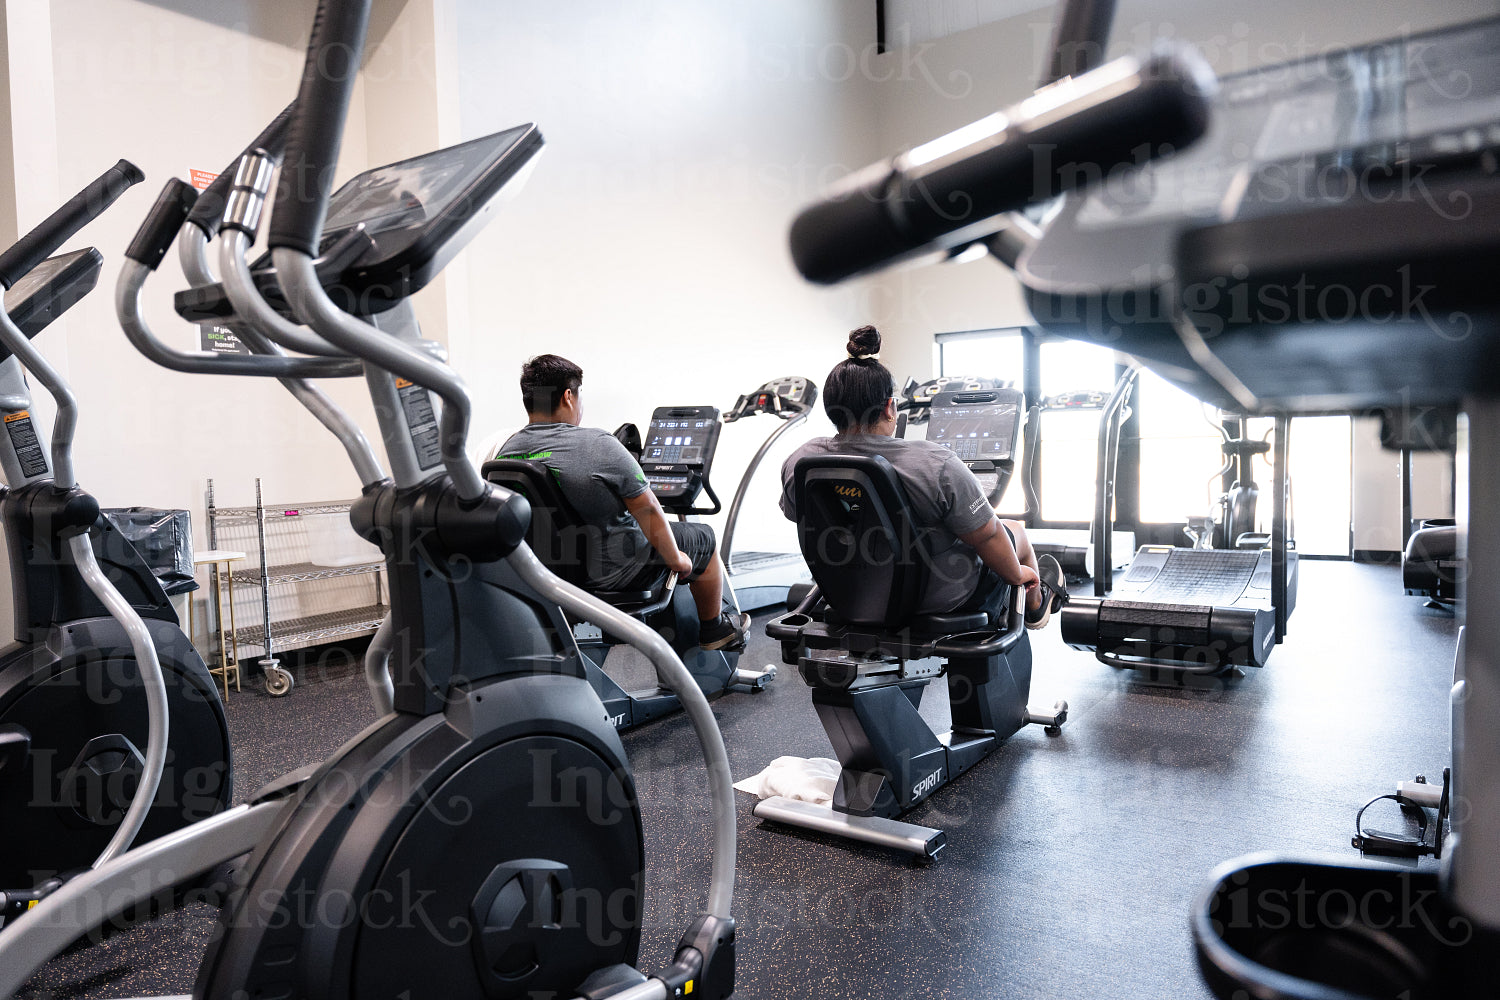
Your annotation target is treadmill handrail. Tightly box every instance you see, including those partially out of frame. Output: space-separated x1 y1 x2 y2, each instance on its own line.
1092 364 1139 595
722 406 809 567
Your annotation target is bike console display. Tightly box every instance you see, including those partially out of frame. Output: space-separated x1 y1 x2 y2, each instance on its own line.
641 405 722 513
926 387 1023 503
177 124 543 320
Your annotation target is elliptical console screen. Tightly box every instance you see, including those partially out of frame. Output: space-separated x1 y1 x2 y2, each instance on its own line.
1071 18 1500 232
927 400 1019 462
323 125 535 240
182 123 545 320
4 248 102 340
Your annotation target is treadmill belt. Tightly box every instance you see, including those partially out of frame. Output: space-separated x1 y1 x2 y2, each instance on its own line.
732 551 802 572
1125 549 1264 607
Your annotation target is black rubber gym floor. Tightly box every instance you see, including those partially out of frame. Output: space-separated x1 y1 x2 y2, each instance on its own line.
17 560 1459 999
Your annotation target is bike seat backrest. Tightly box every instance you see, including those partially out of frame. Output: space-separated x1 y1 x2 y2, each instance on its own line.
793 453 931 629
481 459 594 587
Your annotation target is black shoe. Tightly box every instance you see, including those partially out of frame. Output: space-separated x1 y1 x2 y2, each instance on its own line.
1026 554 1069 630
700 611 749 651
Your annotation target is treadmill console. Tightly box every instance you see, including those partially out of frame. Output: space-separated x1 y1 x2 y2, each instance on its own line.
1042 389 1108 410
177 124 544 320
640 405 721 512
926 387 1024 503
900 375 1009 424
724 376 817 421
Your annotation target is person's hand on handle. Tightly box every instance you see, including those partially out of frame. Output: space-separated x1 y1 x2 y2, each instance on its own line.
1009 563 1040 600
668 550 694 578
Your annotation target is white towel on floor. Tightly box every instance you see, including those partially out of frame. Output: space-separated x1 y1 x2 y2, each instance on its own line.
734 756 841 805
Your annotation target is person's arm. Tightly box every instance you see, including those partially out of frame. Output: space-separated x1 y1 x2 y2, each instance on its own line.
959 517 1039 595
624 489 693 575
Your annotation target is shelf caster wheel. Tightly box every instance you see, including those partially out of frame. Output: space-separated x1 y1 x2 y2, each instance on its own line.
264 665 294 697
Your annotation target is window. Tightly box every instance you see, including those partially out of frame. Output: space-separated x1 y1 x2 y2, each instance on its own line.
1135 369 1230 525
1134 371 1352 556
936 329 1026 515
1036 339 1117 524
937 330 1023 383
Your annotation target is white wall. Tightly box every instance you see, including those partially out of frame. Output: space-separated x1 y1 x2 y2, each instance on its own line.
0 0 1485 641
448 0 880 551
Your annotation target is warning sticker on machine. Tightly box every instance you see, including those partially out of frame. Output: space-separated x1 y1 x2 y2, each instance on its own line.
4 411 49 478
396 381 442 470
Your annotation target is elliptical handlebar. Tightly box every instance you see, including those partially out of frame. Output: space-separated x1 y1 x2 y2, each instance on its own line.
116 178 364 380
788 42 1216 285
0 162 144 485
0 160 144 290
184 101 296 238
268 0 372 256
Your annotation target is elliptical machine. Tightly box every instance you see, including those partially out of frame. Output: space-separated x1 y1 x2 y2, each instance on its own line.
0 164 232 908
0 3 737 997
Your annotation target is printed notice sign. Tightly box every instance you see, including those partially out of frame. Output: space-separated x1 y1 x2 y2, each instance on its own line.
395 378 442 470
190 169 218 191
200 325 249 354
4 411 49 478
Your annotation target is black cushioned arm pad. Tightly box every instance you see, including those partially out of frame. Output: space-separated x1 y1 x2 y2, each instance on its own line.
185 102 296 237
0 159 144 289
269 0 372 255
125 179 198 271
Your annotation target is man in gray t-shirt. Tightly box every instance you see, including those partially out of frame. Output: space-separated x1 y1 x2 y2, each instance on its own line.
497 355 746 651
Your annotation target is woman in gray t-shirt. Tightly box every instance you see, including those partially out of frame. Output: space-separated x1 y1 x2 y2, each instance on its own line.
780 326 1066 626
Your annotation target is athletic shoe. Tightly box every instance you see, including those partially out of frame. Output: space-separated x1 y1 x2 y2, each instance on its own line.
700 611 750 651
1026 554 1069 630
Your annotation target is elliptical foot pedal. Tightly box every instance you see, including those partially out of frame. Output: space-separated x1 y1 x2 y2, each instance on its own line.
751 795 946 858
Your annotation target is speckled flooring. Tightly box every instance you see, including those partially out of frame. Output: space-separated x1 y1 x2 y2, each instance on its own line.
17 560 1459 999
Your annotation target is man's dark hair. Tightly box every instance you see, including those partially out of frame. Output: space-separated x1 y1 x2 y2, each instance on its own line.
520 354 583 414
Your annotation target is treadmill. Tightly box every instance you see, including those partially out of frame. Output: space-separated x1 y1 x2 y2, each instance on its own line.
1058 374 1299 678
720 376 817 611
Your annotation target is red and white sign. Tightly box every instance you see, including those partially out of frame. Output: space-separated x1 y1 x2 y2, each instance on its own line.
189 168 218 191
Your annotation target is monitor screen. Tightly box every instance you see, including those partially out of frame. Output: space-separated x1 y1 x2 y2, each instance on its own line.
927 401 1019 462
643 415 716 466
323 124 534 239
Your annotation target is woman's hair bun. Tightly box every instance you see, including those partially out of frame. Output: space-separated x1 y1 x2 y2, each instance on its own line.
847 325 882 359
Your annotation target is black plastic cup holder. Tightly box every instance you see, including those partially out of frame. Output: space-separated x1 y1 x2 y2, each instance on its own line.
1193 854 1496 1000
